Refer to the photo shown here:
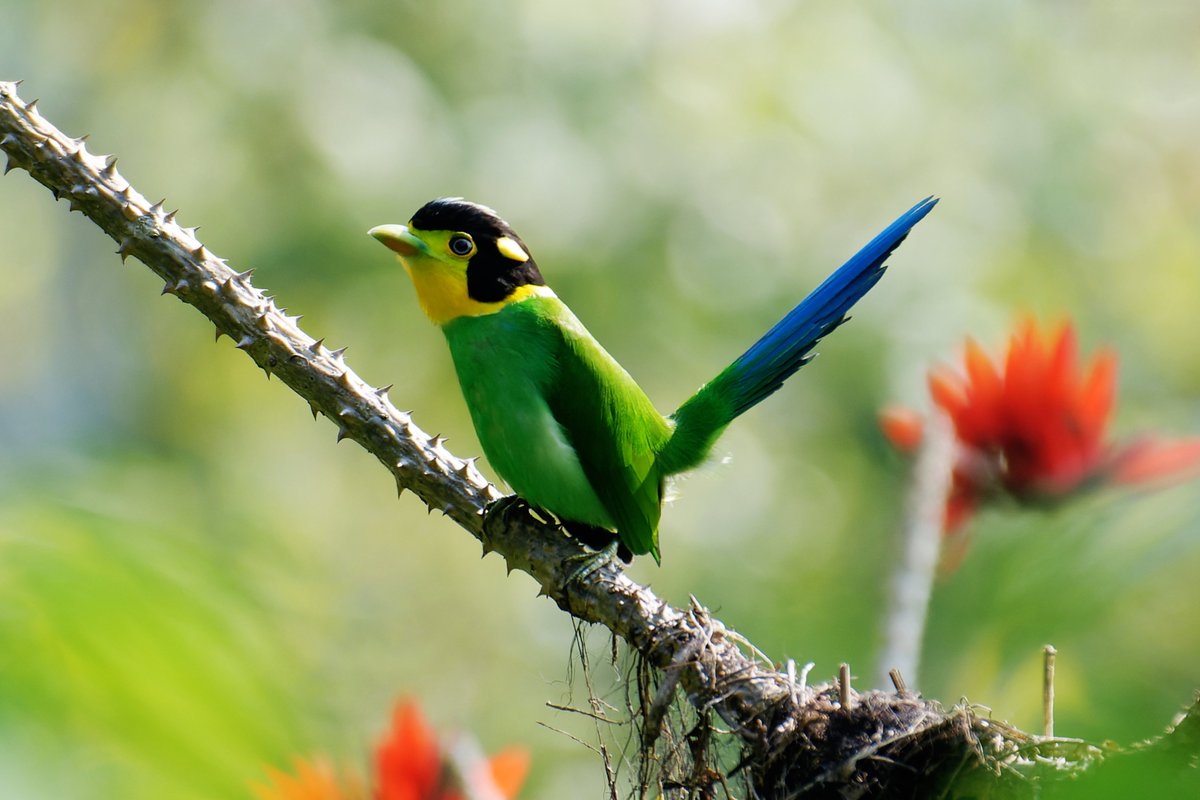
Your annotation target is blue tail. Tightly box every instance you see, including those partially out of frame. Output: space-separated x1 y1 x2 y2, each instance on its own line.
661 196 938 475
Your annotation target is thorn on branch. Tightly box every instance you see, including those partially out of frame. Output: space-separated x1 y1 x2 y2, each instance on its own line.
2 141 22 173
116 238 135 262
117 189 139 220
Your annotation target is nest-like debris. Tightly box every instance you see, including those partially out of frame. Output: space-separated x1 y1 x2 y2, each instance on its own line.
749 687 1005 798
615 645 1199 800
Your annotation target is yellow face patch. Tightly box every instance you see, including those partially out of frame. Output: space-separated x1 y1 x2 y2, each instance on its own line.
398 248 552 325
374 211 548 325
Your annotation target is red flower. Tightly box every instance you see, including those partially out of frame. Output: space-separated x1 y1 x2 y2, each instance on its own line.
883 318 1200 535
374 700 530 800
256 700 529 800
376 702 442 800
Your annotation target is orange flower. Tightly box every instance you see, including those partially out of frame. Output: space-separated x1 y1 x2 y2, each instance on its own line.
256 700 529 800
255 759 357 800
878 406 924 454
884 318 1200 535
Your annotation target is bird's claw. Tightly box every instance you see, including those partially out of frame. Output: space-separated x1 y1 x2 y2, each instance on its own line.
563 539 621 587
486 493 528 516
481 495 532 551
485 497 625 586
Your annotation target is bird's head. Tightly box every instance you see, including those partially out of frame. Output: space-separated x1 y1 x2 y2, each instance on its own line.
369 198 549 325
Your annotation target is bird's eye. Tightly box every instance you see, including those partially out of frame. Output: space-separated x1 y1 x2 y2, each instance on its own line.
448 235 474 256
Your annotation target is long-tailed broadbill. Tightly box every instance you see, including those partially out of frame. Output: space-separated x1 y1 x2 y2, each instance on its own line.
370 196 936 566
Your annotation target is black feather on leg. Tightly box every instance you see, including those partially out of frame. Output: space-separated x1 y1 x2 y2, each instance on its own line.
484 496 632 562
562 519 633 563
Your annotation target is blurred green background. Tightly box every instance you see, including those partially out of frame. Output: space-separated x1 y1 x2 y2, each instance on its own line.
2 1 1199 797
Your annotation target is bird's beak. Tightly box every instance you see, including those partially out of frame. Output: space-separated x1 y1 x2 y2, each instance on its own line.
368 224 428 257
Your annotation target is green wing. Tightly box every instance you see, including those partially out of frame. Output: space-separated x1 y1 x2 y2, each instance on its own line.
538 299 672 562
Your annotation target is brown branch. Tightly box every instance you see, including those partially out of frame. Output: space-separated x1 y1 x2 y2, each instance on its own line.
3 80 1194 798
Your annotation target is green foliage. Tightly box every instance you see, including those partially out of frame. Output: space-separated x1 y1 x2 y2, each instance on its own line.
0 469 306 797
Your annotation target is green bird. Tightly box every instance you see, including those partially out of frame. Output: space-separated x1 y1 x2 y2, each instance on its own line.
370 196 935 566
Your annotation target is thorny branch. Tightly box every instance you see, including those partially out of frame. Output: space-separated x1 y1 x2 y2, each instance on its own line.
3 80 1196 797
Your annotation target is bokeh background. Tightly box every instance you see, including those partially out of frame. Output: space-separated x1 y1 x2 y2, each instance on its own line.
3 1 1199 797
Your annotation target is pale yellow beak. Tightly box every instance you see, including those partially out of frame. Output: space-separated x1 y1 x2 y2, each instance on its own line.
368 224 428 257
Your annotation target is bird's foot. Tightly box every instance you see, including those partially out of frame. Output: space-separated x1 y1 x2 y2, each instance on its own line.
481 494 534 552
484 494 530 523
562 539 621 587
485 498 627 585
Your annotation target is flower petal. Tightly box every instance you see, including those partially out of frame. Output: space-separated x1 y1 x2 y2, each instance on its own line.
1078 347 1117 444
376 701 443 800
879 406 925 453
254 759 348 800
487 747 531 799
959 338 1004 444
1112 437 1200 485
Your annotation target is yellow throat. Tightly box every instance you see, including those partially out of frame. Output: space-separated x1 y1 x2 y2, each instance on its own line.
402 260 553 325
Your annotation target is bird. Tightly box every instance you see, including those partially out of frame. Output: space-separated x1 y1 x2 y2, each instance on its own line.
370 196 936 568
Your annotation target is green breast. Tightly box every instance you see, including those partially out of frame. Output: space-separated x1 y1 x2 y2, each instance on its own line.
443 295 673 559
442 299 614 527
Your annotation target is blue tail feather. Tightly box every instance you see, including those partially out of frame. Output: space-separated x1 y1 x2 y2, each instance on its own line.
721 196 937 416
661 197 937 475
